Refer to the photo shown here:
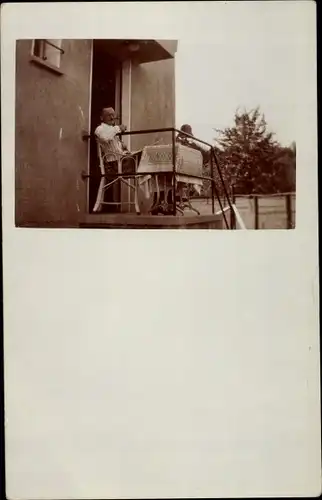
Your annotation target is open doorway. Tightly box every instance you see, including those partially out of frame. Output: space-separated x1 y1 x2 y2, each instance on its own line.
89 41 122 213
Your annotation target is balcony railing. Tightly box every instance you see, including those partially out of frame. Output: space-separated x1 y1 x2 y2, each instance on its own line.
82 127 237 229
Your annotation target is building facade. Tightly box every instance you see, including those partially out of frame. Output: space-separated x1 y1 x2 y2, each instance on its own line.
15 39 177 227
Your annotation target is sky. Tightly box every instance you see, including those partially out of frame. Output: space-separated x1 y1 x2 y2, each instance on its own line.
175 2 305 148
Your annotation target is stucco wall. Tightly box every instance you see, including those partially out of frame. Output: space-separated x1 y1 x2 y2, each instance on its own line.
130 58 176 151
15 40 177 226
15 40 92 227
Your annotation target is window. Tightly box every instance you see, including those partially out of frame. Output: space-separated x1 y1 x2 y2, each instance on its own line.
32 39 64 69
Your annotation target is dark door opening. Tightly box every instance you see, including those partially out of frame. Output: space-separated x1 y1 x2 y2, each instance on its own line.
89 41 121 213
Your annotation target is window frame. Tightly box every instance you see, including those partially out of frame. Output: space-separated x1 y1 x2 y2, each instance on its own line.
30 39 65 75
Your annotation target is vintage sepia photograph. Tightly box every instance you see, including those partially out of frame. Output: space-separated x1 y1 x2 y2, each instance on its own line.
15 36 296 230
3 2 319 500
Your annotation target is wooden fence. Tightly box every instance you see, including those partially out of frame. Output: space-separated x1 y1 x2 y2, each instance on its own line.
190 192 296 229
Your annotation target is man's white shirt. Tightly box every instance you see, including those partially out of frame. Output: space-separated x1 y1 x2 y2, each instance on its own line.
95 123 124 161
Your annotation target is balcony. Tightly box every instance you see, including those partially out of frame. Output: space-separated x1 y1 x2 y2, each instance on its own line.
93 39 177 64
81 127 238 230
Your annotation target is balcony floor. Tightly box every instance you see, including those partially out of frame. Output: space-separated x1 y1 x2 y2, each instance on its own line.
79 213 223 229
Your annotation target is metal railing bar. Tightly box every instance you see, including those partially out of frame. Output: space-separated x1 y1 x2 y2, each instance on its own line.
85 126 217 151
215 205 231 216
211 148 234 226
171 129 177 215
232 204 247 229
82 171 216 181
171 129 216 150
211 180 229 228
210 149 215 215
120 127 215 150
233 192 296 197
43 39 65 54
84 125 235 228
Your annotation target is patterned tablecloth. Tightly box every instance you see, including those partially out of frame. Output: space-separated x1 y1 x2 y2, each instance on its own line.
137 144 203 187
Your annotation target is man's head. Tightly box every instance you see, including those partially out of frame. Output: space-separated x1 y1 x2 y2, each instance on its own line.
101 107 116 125
180 124 193 136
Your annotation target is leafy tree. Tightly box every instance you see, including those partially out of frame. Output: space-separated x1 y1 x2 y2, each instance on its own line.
211 107 296 195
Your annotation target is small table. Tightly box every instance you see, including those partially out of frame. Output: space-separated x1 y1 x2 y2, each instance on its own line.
136 143 203 214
